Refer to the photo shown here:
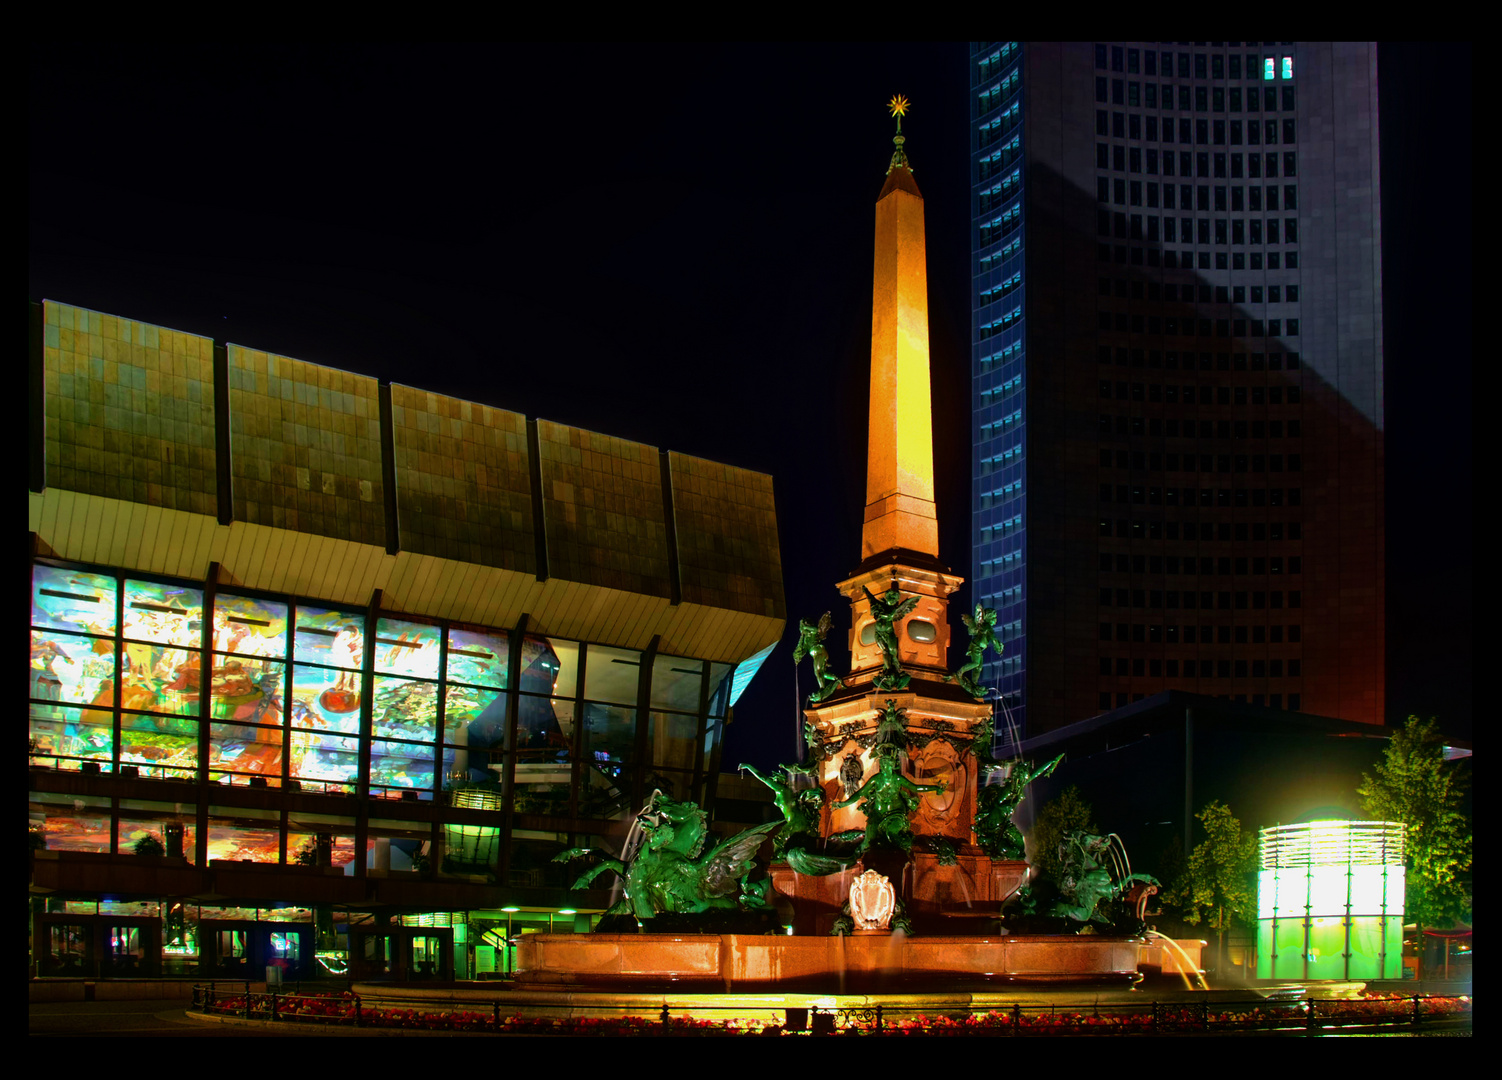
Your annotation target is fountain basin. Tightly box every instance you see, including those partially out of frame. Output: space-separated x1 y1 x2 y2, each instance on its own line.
515 932 1146 991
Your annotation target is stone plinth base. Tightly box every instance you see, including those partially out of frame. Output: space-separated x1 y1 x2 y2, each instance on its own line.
768 855 1031 934
903 853 1030 917
768 864 856 936
514 933 1145 992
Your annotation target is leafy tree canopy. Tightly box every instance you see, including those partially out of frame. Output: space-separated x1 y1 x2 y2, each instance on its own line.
1358 715 1472 929
1164 801 1258 931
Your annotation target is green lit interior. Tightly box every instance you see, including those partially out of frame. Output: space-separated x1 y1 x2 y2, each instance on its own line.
1256 821 1405 980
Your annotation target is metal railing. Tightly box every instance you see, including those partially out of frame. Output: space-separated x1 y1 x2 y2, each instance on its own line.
187 987 1471 1036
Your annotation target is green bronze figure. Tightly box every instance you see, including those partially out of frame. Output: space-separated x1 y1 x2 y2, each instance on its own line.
862 586 918 691
973 752 1063 860
803 718 829 763
794 611 844 704
741 762 824 860
969 714 1000 768
833 742 943 853
785 844 862 877
557 790 778 919
874 698 909 748
1048 830 1159 924
947 604 1000 699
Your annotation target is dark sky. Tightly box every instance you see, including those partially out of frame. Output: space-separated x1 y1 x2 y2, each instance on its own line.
28 43 1471 766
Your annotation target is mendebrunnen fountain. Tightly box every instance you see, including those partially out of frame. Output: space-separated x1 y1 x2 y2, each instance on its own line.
516 99 1192 993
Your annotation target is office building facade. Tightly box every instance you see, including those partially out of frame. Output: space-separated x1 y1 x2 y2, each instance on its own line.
969 42 1384 738
28 299 785 979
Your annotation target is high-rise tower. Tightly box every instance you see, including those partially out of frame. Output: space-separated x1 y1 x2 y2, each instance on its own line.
968 43 1385 738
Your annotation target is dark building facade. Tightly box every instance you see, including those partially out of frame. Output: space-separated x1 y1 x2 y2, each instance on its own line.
28 299 785 980
968 42 1384 739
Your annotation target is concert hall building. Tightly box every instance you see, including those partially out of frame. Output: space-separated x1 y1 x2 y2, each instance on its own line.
27 299 785 981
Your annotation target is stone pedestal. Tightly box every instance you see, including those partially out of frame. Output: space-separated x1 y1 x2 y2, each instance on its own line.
770 850 1031 935
903 851 1030 917
769 863 857 936
514 932 1146 991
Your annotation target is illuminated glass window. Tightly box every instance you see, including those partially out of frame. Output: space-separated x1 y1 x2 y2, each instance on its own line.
374 618 441 680
118 800 196 863
213 594 287 657
29 559 734 820
1282 56 1293 79
207 593 288 786
1264 58 1275 80
294 606 364 670
207 806 281 864
123 579 201 648
32 565 117 636
31 791 111 852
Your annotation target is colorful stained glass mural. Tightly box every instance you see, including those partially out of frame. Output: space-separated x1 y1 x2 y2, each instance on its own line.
122 579 202 647
212 594 288 657
289 729 361 790
207 819 282 863
30 630 115 708
371 677 439 743
370 740 435 793
31 565 117 635
209 722 285 782
30 561 737 803
121 711 198 775
118 642 200 716
293 606 364 670
206 656 284 724
374 618 440 679
31 705 112 764
445 627 508 689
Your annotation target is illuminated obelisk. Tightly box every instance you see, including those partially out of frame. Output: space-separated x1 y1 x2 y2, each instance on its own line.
860 96 938 566
837 96 961 690
780 99 1015 934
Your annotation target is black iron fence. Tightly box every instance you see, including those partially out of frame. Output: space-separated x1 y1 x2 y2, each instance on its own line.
187 985 1470 1036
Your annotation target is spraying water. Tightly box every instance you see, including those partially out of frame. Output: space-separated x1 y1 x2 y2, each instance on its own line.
953 869 973 908
1143 928 1210 991
607 791 658 916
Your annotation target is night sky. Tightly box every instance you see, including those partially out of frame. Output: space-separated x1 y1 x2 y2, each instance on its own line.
28 43 1472 770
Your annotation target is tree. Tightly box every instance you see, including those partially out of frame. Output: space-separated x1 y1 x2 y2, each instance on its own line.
1358 716 1472 933
1027 785 1098 885
1164 801 1258 973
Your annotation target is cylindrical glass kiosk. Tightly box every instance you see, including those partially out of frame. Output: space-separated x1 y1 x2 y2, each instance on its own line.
1257 820 1405 980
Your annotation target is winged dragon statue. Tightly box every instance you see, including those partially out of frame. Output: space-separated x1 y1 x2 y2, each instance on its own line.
555 790 779 919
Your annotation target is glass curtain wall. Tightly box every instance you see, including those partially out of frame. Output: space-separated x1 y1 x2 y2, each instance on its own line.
30 560 739 818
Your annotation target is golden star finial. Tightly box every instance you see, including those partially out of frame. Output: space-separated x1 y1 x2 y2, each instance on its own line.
886 94 911 172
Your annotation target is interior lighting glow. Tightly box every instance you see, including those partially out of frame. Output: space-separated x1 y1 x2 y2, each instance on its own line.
728 640 775 708
1282 57 1293 79
1264 58 1276 80
1257 820 1405 981
450 788 502 812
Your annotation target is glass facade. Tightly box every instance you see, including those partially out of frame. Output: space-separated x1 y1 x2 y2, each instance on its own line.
29 297 787 981
30 559 740 807
969 43 1384 734
29 556 753 978
971 41 1030 745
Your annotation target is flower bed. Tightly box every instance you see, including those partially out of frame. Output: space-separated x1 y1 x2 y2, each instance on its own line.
192 990 1470 1036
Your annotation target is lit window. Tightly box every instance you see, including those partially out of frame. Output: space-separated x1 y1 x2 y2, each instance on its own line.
1282 56 1293 79
1264 58 1275 80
